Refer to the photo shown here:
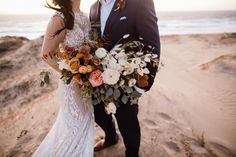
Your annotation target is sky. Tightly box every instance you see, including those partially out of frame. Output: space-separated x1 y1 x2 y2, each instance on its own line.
0 0 236 14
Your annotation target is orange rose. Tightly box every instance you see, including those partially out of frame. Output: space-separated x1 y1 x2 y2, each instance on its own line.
89 69 103 87
79 66 88 74
69 59 80 73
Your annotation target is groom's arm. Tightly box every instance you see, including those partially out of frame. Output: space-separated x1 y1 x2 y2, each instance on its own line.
135 0 160 59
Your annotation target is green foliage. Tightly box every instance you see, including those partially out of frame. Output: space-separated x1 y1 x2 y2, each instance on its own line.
121 95 129 104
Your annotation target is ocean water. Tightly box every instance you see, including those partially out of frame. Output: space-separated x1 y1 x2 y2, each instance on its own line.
0 11 236 39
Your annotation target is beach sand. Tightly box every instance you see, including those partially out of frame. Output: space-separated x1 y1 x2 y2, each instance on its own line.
0 33 236 157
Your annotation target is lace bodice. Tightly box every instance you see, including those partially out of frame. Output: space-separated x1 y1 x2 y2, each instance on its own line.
55 11 90 48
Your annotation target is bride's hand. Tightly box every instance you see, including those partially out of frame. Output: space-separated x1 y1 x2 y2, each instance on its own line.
41 14 66 73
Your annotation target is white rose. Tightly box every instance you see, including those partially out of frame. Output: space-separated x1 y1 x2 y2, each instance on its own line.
105 102 117 114
95 48 107 59
109 63 123 72
103 69 120 85
128 79 137 87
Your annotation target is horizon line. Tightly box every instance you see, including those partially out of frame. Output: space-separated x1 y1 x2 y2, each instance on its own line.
0 9 236 15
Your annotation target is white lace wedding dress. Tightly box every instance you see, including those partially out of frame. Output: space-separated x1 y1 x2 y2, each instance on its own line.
33 12 94 157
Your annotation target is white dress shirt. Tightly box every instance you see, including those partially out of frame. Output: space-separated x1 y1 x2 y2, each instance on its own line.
99 0 116 36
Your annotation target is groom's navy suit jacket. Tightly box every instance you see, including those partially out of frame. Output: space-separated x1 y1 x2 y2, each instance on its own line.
90 0 160 90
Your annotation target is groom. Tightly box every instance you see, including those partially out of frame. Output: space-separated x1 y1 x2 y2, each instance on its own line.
90 0 160 156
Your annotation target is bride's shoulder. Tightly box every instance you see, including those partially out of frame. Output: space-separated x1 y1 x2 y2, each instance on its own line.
53 11 64 19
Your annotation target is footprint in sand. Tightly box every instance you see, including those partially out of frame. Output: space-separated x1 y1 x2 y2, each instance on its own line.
142 119 159 130
164 141 181 153
143 119 157 126
158 112 174 121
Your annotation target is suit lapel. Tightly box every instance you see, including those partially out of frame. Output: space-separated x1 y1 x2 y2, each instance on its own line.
103 0 121 36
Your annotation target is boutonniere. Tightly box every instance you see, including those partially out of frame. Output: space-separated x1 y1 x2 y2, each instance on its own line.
114 0 126 11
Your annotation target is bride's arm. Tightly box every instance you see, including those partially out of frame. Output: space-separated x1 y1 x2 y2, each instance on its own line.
41 15 66 73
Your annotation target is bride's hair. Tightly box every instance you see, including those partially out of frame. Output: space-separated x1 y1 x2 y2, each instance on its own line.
46 0 76 36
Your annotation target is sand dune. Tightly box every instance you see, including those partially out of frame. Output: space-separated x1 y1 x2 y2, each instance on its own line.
200 54 236 75
0 33 236 157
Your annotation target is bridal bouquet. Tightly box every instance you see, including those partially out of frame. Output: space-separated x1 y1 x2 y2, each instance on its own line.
91 35 159 114
55 40 103 97
56 35 159 114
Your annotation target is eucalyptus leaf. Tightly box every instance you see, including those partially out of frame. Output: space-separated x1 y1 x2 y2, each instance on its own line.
113 89 121 100
121 95 129 104
105 88 113 99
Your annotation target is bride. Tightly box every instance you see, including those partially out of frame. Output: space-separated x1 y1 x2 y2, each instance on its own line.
33 0 94 156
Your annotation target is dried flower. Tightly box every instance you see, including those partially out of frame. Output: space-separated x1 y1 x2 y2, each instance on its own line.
114 0 126 11
137 75 149 88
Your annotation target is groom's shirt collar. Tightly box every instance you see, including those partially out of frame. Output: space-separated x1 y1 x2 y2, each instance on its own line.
99 0 115 6
99 0 116 36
